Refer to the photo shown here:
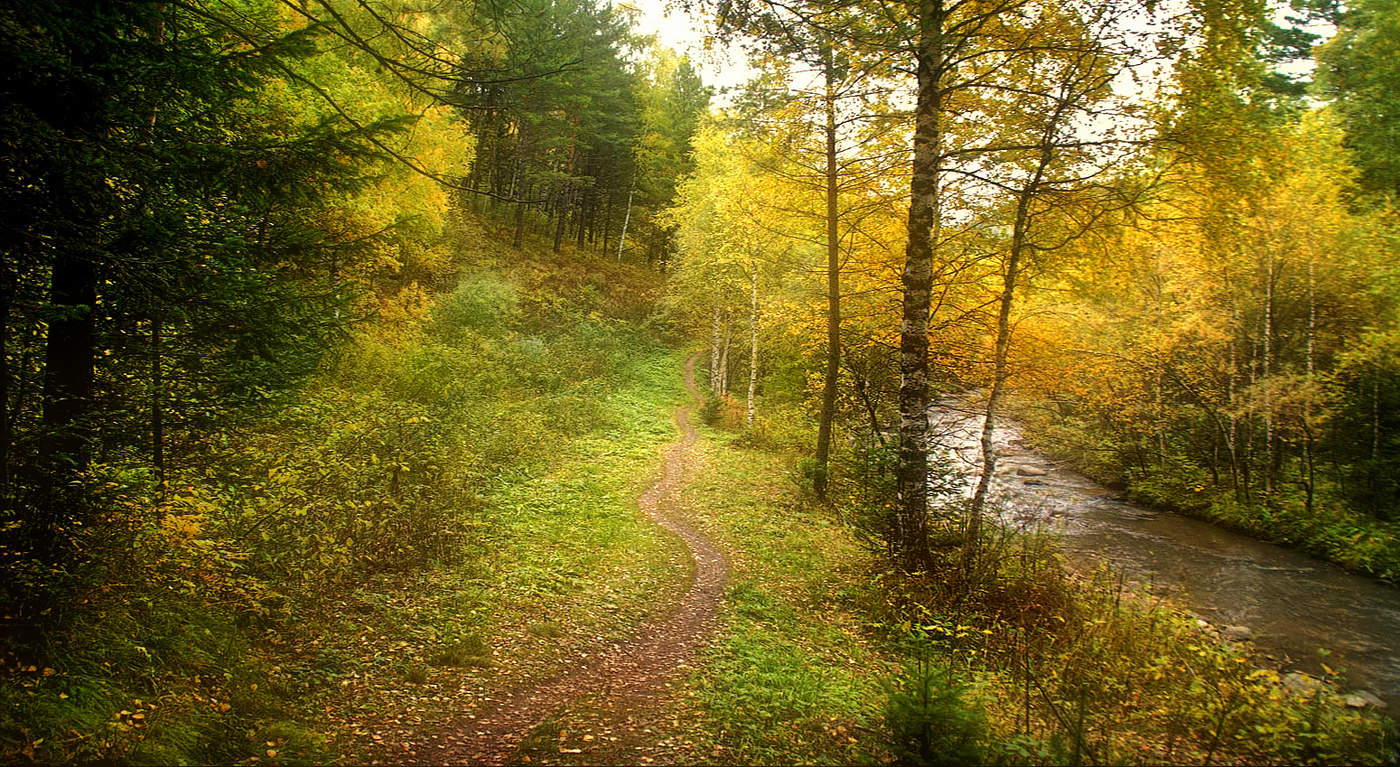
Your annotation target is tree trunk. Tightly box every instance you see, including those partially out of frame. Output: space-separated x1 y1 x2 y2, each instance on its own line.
0 275 9 507
968 139 1050 545
1372 371 1380 463
1263 249 1274 495
553 183 569 253
617 187 633 262
575 187 588 249
1303 250 1315 514
513 189 527 248
151 314 164 493
896 0 945 568
747 260 759 429
719 333 731 397
40 250 98 470
1227 306 1242 499
710 300 723 394
814 44 842 499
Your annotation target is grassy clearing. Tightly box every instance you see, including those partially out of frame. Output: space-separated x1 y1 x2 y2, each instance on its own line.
296 342 691 763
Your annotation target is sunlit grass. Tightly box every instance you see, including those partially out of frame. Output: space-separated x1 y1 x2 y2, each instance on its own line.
656 429 899 765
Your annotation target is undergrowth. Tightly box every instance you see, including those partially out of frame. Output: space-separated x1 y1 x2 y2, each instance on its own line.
0 226 683 764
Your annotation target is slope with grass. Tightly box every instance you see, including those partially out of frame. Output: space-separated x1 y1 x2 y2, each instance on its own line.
0 223 699 765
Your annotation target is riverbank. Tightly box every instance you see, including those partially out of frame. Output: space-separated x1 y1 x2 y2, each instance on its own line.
594 410 1397 765
928 394 1400 712
1011 397 1400 584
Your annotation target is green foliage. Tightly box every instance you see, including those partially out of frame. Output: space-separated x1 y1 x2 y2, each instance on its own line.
457 0 708 261
866 537 1394 766
881 659 988 767
699 395 725 426
432 274 520 336
1316 0 1400 197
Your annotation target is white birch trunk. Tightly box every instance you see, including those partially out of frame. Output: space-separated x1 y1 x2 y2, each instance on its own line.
616 187 633 262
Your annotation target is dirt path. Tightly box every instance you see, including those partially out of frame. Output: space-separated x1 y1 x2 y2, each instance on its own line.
425 353 726 765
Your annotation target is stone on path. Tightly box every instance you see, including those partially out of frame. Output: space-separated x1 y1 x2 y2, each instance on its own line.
1014 465 1048 477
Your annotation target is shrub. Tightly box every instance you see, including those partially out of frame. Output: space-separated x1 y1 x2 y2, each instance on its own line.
882 658 988 767
431 272 518 336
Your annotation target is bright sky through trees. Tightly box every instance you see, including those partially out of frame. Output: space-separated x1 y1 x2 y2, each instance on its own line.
624 0 756 96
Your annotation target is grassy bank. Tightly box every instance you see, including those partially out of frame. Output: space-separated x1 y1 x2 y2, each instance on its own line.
291 340 691 764
0 231 689 764
657 425 899 765
646 420 1395 765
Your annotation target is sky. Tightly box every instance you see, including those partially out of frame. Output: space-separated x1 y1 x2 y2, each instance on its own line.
618 0 756 97
615 0 1333 109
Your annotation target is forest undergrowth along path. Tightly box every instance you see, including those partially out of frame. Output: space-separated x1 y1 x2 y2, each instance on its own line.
427 353 727 765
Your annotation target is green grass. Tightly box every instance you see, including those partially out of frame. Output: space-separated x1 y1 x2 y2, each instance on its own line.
650 427 900 765
294 340 693 762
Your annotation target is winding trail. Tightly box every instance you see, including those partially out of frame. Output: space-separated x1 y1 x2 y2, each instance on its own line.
428 353 727 764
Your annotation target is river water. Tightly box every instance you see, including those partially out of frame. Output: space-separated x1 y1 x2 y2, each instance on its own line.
929 396 1400 710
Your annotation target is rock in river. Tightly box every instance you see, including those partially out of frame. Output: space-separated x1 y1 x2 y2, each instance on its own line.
1283 672 1323 694
1344 690 1386 709
1222 625 1254 642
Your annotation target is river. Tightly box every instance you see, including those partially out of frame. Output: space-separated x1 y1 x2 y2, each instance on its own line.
929 396 1400 711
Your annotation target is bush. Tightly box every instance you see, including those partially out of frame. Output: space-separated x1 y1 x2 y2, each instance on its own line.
431 272 518 336
699 395 724 426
